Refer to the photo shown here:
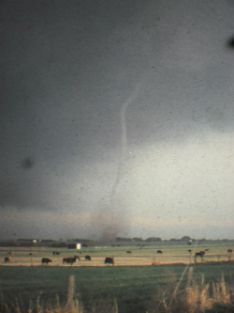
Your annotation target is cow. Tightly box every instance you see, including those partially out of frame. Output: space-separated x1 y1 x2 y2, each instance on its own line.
126 250 132 254
104 257 114 265
194 251 205 263
41 257 52 265
157 250 163 254
63 256 79 265
227 249 233 261
4 256 10 263
85 255 91 261
52 251 60 256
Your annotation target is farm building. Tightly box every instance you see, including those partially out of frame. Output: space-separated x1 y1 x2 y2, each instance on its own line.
67 242 82 250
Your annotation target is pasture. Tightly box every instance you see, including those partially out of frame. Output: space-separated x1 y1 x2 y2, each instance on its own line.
0 242 233 267
0 243 234 312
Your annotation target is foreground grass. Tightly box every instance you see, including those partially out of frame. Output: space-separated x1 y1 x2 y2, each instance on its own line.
0 266 233 313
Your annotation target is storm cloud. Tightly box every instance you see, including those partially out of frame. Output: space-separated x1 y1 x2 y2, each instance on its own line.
1 0 234 239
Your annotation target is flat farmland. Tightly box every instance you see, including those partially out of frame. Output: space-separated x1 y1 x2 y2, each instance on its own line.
1 243 234 313
0 242 233 267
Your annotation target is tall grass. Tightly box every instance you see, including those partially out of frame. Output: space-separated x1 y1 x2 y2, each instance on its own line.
150 267 233 313
184 271 231 313
0 269 233 313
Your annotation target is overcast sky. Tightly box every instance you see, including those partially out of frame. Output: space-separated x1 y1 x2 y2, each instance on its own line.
1 0 234 240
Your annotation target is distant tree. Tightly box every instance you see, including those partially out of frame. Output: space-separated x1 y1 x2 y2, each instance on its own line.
116 237 132 242
145 237 162 242
132 237 143 242
180 236 191 241
169 238 179 242
222 239 229 242
198 238 207 243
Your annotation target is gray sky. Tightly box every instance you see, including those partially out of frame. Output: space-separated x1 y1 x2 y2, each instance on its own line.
1 0 234 239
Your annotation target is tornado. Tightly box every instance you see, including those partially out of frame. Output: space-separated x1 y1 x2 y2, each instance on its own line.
104 77 147 240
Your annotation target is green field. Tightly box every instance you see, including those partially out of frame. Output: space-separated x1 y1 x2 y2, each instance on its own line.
0 264 234 313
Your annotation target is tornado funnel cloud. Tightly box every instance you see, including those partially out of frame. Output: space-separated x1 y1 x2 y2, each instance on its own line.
110 78 146 202
103 77 147 240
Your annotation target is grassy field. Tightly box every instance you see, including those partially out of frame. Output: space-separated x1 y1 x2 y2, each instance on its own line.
0 242 233 266
0 243 234 312
0 264 234 313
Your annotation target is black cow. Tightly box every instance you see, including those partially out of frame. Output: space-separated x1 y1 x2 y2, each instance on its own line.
227 249 233 261
157 250 163 254
41 257 52 265
4 256 10 263
104 257 114 265
85 255 91 261
63 256 79 265
52 251 60 256
194 251 205 263
126 250 132 254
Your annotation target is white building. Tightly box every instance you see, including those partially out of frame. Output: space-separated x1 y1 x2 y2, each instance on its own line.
76 243 82 250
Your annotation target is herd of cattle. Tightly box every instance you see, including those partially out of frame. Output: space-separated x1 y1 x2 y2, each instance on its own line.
40 255 114 265
2 248 233 266
3 254 114 265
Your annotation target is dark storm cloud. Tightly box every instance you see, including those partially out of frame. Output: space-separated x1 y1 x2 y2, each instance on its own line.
0 0 234 238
